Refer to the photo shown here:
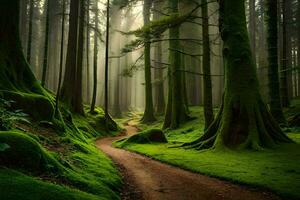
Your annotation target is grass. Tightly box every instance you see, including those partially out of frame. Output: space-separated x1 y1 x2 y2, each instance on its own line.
0 106 122 200
115 106 300 199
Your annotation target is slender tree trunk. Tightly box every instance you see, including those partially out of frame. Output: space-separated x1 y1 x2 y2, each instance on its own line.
163 0 189 129
202 0 214 130
86 0 91 103
298 0 300 96
73 0 85 114
90 1 98 113
55 0 66 113
281 0 290 107
41 0 50 87
141 0 156 123
266 0 286 124
26 0 34 63
183 0 292 150
153 1 165 115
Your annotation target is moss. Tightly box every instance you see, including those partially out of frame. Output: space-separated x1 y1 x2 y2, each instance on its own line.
1 90 54 121
116 129 167 147
0 130 62 174
0 168 101 200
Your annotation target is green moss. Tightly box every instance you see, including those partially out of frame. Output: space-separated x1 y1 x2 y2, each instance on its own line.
0 168 101 200
116 129 167 147
1 90 54 121
0 130 62 174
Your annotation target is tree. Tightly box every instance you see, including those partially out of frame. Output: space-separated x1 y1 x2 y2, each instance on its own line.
26 0 34 63
90 0 99 113
153 0 165 115
266 0 286 124
0 0 54 120
298 0 300 96
141 0 156 123
163 0 190 129
41 0 50 87
183 0 292 150
60 0 84 114
201 0 214 130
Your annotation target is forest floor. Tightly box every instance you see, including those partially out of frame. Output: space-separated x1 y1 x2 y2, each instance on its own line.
111 103 300 200
96 121 281 200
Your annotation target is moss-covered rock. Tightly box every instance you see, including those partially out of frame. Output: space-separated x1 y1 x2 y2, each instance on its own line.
0 131 61 174
117 129 167 147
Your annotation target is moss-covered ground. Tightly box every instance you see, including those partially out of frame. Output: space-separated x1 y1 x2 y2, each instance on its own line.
0 106 121 200
115 103 300 199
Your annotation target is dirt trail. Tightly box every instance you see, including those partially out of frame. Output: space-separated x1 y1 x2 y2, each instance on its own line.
95 122 281 200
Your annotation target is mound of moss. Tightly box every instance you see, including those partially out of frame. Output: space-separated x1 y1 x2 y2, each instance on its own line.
117 129 167 147
0 131 61 174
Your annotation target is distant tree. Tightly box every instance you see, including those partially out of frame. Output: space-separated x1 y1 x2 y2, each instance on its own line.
201 0 214 130
90 0 99 113
41 0 50 87
163 0 190 129
141 0 156 123
26 0 34 63
266 0 286 124
183 0 292 150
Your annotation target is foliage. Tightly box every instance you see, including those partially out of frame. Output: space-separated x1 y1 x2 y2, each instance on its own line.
0 98 30 131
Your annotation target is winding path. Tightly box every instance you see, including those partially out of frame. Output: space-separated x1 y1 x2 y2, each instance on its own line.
95 122 281 200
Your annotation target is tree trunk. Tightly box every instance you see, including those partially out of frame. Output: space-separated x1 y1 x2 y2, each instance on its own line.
249 0 256 59
41 0 50 87
163 0 190 129
86 0 91 103
141 0 156 123
266 0 286 124
281 0 290 107
26 0 34 64
60 0 80 111
90 1 98 113
202 0 214 130
298 0 300 96
183 0 292 150
0 0 54 120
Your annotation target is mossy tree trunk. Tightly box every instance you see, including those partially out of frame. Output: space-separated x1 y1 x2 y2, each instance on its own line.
183 0 292 150
202 0 214 130
141 0 156 123
266 0 286 124
163 0 189 129
0 0 54 120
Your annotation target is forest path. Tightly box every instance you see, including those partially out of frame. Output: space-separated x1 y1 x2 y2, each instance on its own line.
95 121 280 200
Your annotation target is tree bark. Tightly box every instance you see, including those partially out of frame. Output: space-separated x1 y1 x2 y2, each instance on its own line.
183 0 292 150
202 0 214 130
26 0 34 64
163 0 190 129
141 0 156 123
41 0 50 87
266 0 286 124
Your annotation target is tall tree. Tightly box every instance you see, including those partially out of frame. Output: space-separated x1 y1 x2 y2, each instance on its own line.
163 0 190 129
202 0 214 130
104 0 110 128
153 1 165 115
266 0 286 124
183 0 292 150
90 0 99 113
60 0 84 114
141 0 156 123
41 0 50 87
0 0 54 120
298 0 300 96
26 0 34 63
55 0 66 113
86 0 91 103
249 0 256 56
